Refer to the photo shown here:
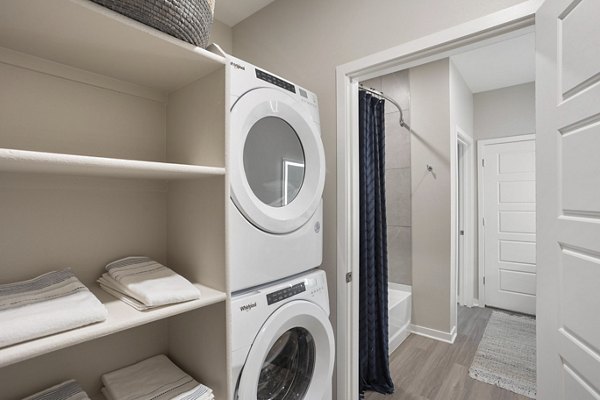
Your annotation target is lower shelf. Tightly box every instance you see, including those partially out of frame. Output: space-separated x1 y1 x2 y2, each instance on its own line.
0 283 226 369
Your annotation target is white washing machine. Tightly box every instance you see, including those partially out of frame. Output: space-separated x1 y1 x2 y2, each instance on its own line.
231 269 334 400
228 56 326 292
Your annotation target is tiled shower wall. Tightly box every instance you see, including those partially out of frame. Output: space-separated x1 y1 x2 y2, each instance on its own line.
362 70 412 285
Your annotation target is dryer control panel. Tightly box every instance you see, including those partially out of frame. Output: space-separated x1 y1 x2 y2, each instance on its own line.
256 69 296 93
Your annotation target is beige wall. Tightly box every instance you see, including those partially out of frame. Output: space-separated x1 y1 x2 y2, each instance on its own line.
209 19 233 54
409 59 452 332
474 82 535 140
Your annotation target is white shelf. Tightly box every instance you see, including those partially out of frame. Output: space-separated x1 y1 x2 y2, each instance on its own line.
0 149 225 179
0 283 226 369
0 0 226 92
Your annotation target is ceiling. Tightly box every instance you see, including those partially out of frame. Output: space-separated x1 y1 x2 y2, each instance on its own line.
451 32 535 93
214 0 276 27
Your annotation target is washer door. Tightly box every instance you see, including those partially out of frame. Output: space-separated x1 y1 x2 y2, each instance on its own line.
230 88 325 233
236 301 334 400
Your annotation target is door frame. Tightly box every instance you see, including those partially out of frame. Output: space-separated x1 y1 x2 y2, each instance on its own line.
454 127 475 308
335 2 541 398
476 133 536 307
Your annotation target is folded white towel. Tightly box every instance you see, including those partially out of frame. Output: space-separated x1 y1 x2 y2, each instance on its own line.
102 354 212 400
101 384 214 400
98 279 151 311
22 379 90 400
0 270 107 348
103 257 200 307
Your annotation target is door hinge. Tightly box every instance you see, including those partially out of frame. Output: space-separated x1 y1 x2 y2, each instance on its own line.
483 276 486 285
482 218 485 227
346 272 352 283
460 230 464 236
482 158 485 167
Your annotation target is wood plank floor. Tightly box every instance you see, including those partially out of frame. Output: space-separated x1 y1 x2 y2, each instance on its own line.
365 306 531 400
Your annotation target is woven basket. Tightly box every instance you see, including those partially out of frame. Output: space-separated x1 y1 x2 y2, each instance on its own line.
91 0 215 48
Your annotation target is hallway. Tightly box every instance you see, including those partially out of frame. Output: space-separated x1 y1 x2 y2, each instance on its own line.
365 306 530 400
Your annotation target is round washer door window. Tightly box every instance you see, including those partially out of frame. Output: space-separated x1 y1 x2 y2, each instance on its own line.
257 327 315 399
236 301 334 400
243 117 306 208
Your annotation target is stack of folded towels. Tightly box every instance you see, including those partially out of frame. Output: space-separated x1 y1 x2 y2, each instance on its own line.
23 379 90 400
0 269 107 348
98 257 201 311
101 354 214 400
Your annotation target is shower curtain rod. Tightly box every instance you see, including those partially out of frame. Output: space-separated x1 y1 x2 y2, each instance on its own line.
359 84 411 130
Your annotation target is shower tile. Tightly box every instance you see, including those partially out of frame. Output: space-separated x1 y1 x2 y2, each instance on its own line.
385 111 411 169
385 168 412 227
387 226 412 285
382 70 410 114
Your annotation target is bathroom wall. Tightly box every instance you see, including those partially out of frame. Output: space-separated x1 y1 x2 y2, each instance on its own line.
362 71 412 286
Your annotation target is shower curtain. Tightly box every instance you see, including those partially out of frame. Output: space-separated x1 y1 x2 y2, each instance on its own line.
358 90 394 397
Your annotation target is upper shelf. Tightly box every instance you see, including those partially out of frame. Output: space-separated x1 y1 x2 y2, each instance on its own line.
0 284 226 369
0 149 225 179
0 0 226 93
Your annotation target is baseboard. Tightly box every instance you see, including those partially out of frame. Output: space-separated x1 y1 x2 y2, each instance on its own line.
410 324 457 344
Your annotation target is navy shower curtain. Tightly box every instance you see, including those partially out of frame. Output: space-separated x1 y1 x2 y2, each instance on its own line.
358 90 394 397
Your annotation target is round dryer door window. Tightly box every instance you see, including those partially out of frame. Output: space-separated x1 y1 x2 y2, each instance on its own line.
230 88 326 234
236 301 334 400
244 117 306 208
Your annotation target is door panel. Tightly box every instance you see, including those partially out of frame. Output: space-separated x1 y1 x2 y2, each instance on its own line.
499 240 536 265
481 138 536 315
537 0 600 398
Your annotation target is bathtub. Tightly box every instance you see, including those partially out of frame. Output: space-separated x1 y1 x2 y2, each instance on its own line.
388 283 412 355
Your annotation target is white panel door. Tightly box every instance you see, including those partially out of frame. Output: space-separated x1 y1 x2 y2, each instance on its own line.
481 137 536 315
537 0 600 398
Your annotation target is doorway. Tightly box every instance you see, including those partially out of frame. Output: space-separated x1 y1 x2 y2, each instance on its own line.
335 3 539 398
477 135 536 315
455 130 475 309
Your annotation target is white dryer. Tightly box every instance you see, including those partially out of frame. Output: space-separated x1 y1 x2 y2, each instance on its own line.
231 269 334 400
228 56 326 292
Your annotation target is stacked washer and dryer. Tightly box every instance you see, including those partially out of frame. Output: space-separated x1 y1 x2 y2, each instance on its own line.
227 55 334 400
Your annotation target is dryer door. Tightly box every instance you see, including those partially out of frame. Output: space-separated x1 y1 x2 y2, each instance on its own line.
236 300 334 400
230 88 325 234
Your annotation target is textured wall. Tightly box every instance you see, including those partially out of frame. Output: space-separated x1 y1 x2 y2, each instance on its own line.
362 71 412 286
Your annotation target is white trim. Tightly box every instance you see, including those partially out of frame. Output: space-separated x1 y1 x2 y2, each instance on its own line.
410 324 457 344
335 2 541 397
476 133 536 308
454 128 476 309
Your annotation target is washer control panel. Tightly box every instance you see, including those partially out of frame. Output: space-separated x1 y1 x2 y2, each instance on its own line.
266 282 305 305
256 69 296 93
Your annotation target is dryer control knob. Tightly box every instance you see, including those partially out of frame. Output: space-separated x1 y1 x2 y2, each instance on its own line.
314 221 321 233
